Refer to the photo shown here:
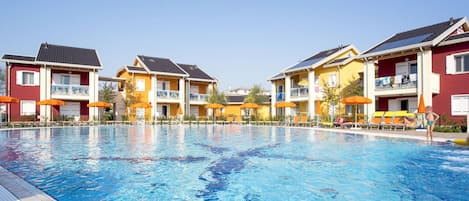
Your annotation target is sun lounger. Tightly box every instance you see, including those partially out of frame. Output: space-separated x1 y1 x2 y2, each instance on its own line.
367 111 385 129
390 111 408 131
380 111 395 130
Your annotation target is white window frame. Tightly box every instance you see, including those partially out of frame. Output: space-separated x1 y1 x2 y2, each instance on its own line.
451 94 469 116
16 71 39 86
454 53 469 73
20 100 36 116
447 51 469 75
136 79 145 92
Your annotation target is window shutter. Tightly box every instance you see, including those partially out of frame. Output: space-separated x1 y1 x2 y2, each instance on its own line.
446 55 455 74
16 71 23 85
34 72 40 86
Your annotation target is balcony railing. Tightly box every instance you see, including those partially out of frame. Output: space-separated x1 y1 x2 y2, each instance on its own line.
157 90 179 99
276 92 285 101
190 93 208 102
291 87 308 97
51 84 89 96
375 73 417 90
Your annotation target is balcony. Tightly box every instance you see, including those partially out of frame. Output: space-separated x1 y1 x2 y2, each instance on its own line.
276 92 285 101
157 90 179 101
51 84 89 99
190 93 208 104
291 87 308 97
375 73 417 96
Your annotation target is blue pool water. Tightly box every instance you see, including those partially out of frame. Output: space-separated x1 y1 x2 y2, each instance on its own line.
0 125 468 201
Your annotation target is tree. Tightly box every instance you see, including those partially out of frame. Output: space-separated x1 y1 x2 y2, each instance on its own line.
0 67 5 96
244 85 268 119
123 80 136 120
207 88 227 104
99 82 117 120
321 80 339 121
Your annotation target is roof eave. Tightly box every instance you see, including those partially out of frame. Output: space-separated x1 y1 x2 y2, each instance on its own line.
323 56 357 68
432 17 468 46
0 59 37 65
438 36 469 46
359 41 433 59
187 77 217 82
35 61 102 70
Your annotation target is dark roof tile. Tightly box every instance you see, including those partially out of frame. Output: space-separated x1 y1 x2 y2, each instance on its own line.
227 95 245 103
2 54 35 62
444 32 469 41
36 43 101 67
365 18 463 54
177 63 214 80
138 55 187 75
126 66 147 72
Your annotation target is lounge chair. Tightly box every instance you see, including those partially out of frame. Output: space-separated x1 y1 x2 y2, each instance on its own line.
367 111 385 129
380 111 395 130
390 111 408 131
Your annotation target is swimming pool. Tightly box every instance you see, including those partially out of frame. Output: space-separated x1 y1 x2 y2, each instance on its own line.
0 125 467 200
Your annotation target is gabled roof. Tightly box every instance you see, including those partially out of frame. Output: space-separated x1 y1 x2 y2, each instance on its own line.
177 63 215 81
285 45 349 72
439 32 469 46
362 17 467 56
1 54 35 62
323 56 357 67
36 43 102 68
269 72 285 81
137 55 188 76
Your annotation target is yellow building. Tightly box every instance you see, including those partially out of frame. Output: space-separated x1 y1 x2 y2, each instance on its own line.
269 45 364 120
225 95 271 121
116 55 217 121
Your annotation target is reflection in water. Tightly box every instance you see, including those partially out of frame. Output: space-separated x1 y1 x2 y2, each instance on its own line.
308 128 316 143
285 128 291 143
176 126 185 152
270 127 277 143
38 128 52 163
87 126 101 166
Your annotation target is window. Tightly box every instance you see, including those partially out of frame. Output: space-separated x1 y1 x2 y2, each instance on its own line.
455 54 469 73
451 94 469 116
61 75 70 85
136 79 145 91
16 71 39 86
20 100 36 116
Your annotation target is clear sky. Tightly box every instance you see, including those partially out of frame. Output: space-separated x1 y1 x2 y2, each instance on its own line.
1 0 468 91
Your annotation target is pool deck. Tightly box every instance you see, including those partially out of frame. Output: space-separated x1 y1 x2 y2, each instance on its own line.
0 124 467 200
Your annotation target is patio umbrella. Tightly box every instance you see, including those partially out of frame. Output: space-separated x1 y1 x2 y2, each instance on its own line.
417 95 426 129
275 101 296 121
341 96 372 128
205 103 224 122
87 101 112 122
298 79 309 87
177 105 183 115
37 99 65 121
240 103 260 123
132 102 152 109
0 96 19 123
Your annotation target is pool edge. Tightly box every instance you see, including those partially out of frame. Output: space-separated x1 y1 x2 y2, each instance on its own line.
0 166 56 201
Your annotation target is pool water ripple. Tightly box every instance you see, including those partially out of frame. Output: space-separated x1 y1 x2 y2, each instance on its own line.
0 125 468 201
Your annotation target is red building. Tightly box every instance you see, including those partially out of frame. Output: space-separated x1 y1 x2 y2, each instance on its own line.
1 43 102 121
360 17 469 121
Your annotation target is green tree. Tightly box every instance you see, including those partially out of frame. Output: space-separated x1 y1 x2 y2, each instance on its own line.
244 85 268 119
0 67 5 95
321 80 339 121
123 80 136 120
207 88 227 104
99 82 117 121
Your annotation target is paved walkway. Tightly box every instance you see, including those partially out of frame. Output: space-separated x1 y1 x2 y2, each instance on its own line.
0 166 55 201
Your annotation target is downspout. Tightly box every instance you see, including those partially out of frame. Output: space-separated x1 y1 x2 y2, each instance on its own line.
7 63 11 122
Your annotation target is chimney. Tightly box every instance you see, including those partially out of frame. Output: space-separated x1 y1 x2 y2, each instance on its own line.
450 17 454 25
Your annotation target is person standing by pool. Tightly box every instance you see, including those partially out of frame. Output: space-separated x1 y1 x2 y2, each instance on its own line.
425 106 439 141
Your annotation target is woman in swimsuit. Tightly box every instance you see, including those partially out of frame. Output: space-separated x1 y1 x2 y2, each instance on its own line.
425 106 440 142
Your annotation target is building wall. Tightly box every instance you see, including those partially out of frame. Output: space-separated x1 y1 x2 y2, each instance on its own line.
117 70 152 121
376 55 417 77
51 69 89 85
432 41 469 120
9 64 40 121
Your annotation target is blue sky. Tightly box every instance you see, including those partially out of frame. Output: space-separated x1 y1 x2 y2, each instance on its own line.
1 0 468 91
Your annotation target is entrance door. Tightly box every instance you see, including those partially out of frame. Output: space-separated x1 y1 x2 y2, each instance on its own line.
136 108 145 121
400 99 409 111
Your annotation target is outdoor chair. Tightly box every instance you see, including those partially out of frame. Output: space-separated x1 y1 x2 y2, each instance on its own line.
367 111 385 129
380 111 395 130
390 111 408 131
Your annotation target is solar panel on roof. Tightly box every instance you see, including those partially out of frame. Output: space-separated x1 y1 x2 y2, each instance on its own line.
368 33 433 53
286 57 323 71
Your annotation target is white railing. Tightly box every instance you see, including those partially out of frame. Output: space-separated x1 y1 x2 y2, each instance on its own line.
190 93 208 102
291 87 308 97
375 73 417 90
157 90 179 99
51 84 89 96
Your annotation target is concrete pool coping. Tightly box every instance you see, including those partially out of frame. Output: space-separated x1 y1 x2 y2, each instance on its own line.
0 166 55 201
0 124 467 200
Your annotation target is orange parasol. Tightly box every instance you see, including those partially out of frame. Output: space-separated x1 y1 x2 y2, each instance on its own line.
87 101 112 108
177 105 183 115
341 96 373 128
0 96 19 103
37 99 65 106
240 102 259 109
37 99 65 121
417 95 426 113
205 103 224 121
275 101 296 108
132 102 152 109
341 96 372 104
